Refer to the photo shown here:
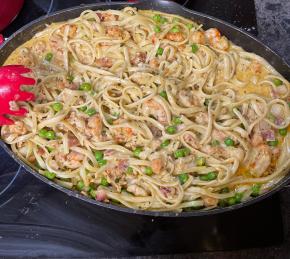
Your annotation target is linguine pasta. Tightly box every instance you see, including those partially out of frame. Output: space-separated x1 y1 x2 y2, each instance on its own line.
1 8 290 211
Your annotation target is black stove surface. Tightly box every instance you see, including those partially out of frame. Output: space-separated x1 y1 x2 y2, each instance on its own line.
0 0 282 257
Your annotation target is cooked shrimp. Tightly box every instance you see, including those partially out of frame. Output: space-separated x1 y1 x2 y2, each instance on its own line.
183 132 200 149
127 184 148 196
165 32 185 42
191 31 206 44
131 52 146 66
177 90 202 107
85 115 103 138
151 158 164 174
6 121 27 135
205 28 229 50
56 151 84 169
94 57 113 68
250 60 262 74
96 12 118 22
149 58 160 69
144 99 168 125
202 195 218 207
249 144 271 177
60 24 77 38
106 26 123 38
112 127 133 143
31 40 47 56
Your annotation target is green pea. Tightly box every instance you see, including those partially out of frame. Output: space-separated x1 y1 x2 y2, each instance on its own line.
107 118 113 125
39 129 48 138
191 43 199 53
227 197 236 206
218 199 228 207
224 137 234 146
154 25 161 33
251 183 261 197
78 106 87 112
278 128 287 136
196 157 206 166
46 147 54 153
212 139 220 146
156 47 164 56
219 187 230 193
267 140 278 147
172 17 180 23
46 130 56 140
171 25 180 33
100 177 109 186
66 74 74 83
126 167 133 174
161 139 170 148
166 125 177 134
133 147 143 157
288 102 290 108
79 82 92 91
159 90 168 100
174 149 185 158
89 188 96 198
234 192 243 203
85 108 97 116
172 116 182 125
160 17 168 24
45 52 53 62
76 180 85 191
273 78 283 86
51 102 63 112
144 166 153 176
178 173 189 185
153 14 161 22
98 159 107 167
183 148 190 156
199 171 217 181
44 171 56 180
186 23 193 29
94 150 104 161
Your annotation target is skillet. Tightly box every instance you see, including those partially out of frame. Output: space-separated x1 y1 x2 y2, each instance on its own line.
0 0 289 217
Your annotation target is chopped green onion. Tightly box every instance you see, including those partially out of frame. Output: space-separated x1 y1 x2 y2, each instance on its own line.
186 23 193 29
178 173 189 185
133 147 143 157
66 74 74 83
89 189 96 198
78 106 87 112
224 137 234 146
273 78 283 86
199 171 217 181
76 180 85 191
161 139 170 148
212 139 220 146
191 43 199 53
251 183 261 197
85 108 97 116
159 90 168 100
172 116 182 125
144 166 153 176
44 171 56 180
126 167 133 174
107 118 113 125
166 125 177 134
171 25 180 33
98 159 107 167
278 128 287 136
156 47 164 56
46 147 54 153
196 157 206 166
44 52 53 62
51 102 63 112
94 150 104 161
79 82 92 91
218 199 228 207
154 25 161 33
100 177 109 186
267 140 278 146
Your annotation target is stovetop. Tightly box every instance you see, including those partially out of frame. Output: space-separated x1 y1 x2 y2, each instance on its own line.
0 0 283 257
